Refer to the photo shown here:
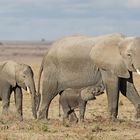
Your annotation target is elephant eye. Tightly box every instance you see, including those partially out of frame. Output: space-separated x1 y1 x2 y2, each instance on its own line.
127 53 131 57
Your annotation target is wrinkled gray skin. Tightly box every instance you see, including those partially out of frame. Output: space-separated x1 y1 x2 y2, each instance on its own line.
37 33 140 121
59 85 104 123
0 60 37 121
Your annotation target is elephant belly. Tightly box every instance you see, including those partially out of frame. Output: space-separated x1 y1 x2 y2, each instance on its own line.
69 101 79 110
58 62 101 90
66 95 79 110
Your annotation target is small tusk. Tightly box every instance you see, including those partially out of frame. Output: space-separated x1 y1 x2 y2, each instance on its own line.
136 69 140 75
27 87 30 94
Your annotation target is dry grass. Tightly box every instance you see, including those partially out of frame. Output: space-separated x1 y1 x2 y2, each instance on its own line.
0 44 140 140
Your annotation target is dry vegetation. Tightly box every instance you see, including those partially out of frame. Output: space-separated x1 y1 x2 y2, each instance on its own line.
0 42 140 140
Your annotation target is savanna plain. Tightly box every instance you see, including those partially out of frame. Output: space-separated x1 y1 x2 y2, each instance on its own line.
0 41 140 140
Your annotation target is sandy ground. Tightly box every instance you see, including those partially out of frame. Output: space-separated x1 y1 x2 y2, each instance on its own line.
0 43 140 140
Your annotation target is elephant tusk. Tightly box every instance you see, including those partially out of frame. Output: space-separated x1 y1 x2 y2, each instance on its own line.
27 87 30 94
136 69 140 75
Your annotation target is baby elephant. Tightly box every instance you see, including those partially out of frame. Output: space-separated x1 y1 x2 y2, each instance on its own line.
59 85 104 123
0 60 37 121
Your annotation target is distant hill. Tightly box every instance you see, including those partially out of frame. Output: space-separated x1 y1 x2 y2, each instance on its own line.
0 41 53 61
0 41 53 48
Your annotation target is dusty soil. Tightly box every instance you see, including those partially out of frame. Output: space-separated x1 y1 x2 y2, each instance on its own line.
0 42 140 140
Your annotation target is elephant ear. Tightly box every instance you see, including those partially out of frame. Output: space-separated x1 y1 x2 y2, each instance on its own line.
0 61 17 86
118 37 135 54
90 38 130 78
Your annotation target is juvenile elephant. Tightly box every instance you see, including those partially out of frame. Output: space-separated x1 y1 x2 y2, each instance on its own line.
37 33 140 121
0 60 37 121
59 85 104 123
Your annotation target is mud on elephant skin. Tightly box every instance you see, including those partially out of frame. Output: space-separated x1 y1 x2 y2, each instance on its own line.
0 60 38 121
59 85 104 124
37 33 140 121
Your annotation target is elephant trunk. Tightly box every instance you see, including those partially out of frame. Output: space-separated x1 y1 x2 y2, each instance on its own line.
27 78 37 119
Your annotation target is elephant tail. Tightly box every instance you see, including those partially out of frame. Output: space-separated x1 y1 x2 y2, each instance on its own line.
59 97 61 117
37 48 51 96
37 59 43 96
36 55 46 111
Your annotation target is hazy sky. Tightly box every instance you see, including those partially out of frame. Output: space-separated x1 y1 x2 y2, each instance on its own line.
0 0 140 40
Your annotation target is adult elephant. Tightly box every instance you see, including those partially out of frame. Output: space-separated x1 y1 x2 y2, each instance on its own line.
0 60 37 121
37 33 140 121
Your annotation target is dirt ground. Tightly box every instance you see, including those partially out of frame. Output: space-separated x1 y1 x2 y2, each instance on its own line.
0 42 140 140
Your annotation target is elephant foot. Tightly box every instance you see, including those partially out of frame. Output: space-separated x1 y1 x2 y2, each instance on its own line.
63 117 70 126
2 109 9 116
78 119 85 125
32 110 37 119
69 113 78 124
33 113 37 119
109 112 118 122
111 117 118 122
16 112 23 121
38 110 48 120
135 104 140 119
79 118 85 124
37 118 50 125
17 116 23 122
15 113 23 121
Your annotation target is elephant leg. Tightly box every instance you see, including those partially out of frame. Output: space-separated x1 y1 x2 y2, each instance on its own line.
38 79 58 120
69 111 78 123
59 98 77 124
14 87 23 121
63 109 70 124
101 70 119 121
79 101 87 122
60 99 69 121
2 86 11 115
2 100 10 115
119 72 140 119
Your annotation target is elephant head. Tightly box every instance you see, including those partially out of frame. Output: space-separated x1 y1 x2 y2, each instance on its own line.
119 37 140 74
0 61 37 119
80 87 96 101
81 85 104 101
90 34 140 78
